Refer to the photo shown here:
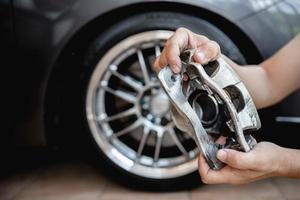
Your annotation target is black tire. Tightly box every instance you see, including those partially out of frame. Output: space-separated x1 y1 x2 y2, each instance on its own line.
53 11 247 191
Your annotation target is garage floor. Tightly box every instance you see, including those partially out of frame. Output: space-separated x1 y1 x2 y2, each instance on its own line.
0 157 300 200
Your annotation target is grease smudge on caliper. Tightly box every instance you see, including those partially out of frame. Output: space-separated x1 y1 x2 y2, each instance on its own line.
158 50 261 170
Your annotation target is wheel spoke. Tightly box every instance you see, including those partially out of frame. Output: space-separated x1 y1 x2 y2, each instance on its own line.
155 45 161 57
136 126 150 160
168 128 189 157
109 65 143 92
98 107 137 123
112 118 143 138
154 130 164 163
101 84 136 103
137 49 150 85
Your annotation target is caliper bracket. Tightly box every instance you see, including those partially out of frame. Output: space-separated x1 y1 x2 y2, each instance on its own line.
158 50 261 170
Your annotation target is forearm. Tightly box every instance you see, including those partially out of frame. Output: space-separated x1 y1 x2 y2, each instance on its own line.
261 35 300 105
223 56 273 109
224 35 300 109
279 147 300 178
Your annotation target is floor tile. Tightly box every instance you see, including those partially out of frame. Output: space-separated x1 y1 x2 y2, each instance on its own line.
101 191 189 200
272 177 300 199
100 180 189 200
0 170 40 200
13 163 106 200
2 161 300 200
190 179 284 200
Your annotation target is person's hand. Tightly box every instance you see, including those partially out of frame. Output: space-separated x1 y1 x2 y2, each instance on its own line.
154 27 221 73
198 142 288 185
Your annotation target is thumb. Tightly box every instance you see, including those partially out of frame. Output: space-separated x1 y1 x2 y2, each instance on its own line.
217 149 254 169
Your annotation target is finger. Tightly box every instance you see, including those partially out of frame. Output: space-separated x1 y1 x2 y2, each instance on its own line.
182 73 189 81
215 136 226 145
153 56 161 73
171 27 192 50
165 42 182 73
171 29 209 52
217 149 255 169
155 55 181 74
193 40 221 64
198 154 229 184
157 48 168 69
193 34 210 46
153 51 169 73
154 48 180 73
158 28 202 73
198 154 210 179
154 53 168 73
198 154 211 183
162 28 191 73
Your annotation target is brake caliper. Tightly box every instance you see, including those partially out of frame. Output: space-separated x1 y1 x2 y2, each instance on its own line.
158 50 261 170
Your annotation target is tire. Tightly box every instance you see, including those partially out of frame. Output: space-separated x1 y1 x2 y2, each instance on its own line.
80 12 246 190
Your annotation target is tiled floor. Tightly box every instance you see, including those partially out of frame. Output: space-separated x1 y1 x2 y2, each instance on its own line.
0 162 299 200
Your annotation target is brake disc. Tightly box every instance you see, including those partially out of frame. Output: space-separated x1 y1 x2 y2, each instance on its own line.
158 49 261 170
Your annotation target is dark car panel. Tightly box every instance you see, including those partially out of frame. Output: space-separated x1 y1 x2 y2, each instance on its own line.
1 0 16 143
12 0 284 65
0 0 14 48
239 0 300 58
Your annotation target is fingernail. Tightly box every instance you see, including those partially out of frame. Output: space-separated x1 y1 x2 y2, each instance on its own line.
172 65 180 73
217 150 227 161
182 73 189 81
195 51 205 62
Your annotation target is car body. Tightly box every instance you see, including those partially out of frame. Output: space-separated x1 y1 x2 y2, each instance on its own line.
1 0 300 189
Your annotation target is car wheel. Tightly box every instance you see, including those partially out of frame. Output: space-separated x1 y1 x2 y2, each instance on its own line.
81 12 246 190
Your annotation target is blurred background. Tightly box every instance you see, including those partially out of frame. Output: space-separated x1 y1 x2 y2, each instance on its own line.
1 0 300 199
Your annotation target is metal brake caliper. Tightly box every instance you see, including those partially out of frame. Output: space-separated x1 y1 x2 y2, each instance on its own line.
158 50 261 170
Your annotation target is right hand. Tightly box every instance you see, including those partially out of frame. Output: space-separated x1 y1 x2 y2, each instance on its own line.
154 27 221 73
198 142 289 185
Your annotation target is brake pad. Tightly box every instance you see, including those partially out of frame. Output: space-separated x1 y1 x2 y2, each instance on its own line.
158 49 261 170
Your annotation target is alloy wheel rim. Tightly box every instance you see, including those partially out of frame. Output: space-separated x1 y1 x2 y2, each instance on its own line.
86 30 198 179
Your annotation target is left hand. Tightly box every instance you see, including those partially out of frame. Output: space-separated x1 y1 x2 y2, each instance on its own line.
198 142 287 184
154 27 221 73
